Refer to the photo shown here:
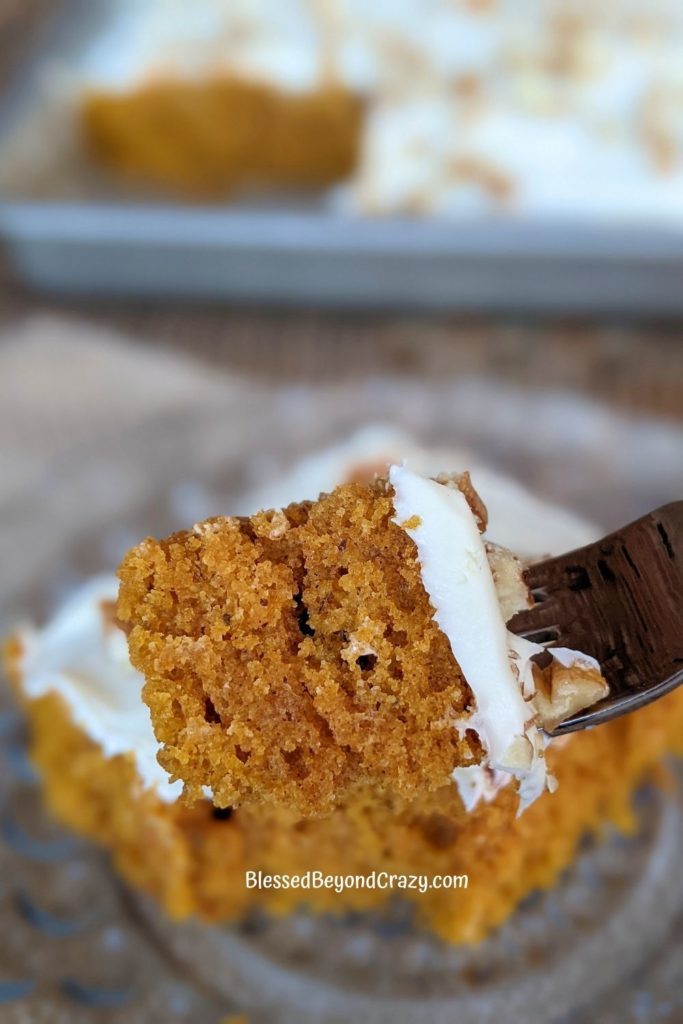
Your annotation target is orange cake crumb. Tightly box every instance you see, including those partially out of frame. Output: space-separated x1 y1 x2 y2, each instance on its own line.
118 480 487 814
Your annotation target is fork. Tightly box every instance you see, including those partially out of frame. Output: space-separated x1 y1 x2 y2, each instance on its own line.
507 502 683 736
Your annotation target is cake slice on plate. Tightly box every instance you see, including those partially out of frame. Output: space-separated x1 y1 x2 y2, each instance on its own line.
7 448 683 945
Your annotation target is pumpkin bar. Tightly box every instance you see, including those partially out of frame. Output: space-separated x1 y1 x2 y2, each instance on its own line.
117 467 606 816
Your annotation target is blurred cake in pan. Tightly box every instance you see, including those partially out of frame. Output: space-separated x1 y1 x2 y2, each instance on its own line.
6 434 683 946
77 0 683 217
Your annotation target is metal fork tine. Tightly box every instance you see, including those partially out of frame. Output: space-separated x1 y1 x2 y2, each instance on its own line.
507 599 561 638
520 562 553 592
508 501 683 734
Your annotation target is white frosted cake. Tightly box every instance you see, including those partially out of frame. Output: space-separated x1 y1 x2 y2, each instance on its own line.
74 0 683 219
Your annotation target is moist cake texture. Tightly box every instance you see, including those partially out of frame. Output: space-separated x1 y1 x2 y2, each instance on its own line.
118 477 487 815
118 472 604 815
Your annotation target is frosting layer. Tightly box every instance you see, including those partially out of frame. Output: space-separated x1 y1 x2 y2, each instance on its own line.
16 576 182 803
390 465 605 813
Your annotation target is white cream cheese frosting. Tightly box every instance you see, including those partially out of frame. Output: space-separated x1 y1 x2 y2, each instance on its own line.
16 576 182 804
389 464 602 814
451 764 510 815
